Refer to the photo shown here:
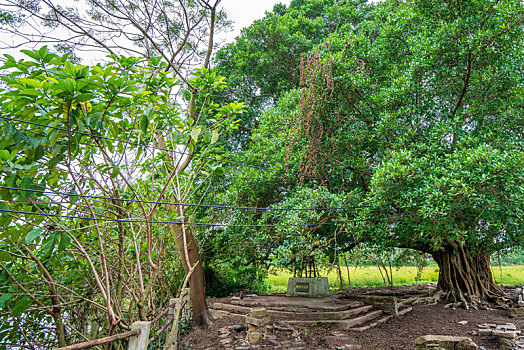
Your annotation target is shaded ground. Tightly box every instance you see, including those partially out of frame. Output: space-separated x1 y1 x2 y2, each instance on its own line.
178 285 524 350
348 302 521 349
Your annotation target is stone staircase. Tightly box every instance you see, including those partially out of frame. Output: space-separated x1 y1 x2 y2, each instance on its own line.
210 293 411 332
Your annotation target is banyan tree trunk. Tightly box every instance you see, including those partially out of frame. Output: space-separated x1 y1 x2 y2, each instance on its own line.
431 244 502 305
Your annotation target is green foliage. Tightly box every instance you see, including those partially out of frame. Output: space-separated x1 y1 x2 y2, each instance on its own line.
364 143 524 254
293 0 524 254
492 247 524 266
215 0 524 295
213 0 371 150
0 46 244 347
204 264 266 297
215 0 370 105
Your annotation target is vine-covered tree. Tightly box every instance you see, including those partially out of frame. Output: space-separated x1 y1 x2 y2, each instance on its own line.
219 0 524 305
293 0 524 304
212 0 370 150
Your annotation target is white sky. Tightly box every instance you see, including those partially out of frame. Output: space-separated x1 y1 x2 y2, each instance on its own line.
0 0 291 63
219 0 291 39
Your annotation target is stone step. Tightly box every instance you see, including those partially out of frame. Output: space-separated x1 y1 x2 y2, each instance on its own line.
267 305 373 321
348 315 392 331
230 294 364 312
348 306 413 332
287 310 383 330
212 302 373 321
212 302 251 314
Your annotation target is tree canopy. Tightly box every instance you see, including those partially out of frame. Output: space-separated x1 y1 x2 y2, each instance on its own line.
1 0 524 347
212 0 524 304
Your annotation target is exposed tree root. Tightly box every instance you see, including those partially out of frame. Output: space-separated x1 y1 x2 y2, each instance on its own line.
407 291 445 306
430 244 505 309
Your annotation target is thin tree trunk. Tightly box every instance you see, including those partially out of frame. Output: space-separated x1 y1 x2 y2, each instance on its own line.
387 255 393 287
343 253 351 288
169 222 212 328
336 257 344 290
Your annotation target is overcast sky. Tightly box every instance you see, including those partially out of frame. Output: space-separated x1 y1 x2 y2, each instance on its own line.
0 0 291 63
219 0 291 39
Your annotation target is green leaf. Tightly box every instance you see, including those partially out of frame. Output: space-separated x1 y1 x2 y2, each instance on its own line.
25 227 43 244
20 50 39 61
12 296 30 316
28 137 41 149
20 88 40 96
42 233 58 258
111 164 120 178
0 150 10 162
0 293 13 309
64 61 75 76
2 124 16 139
140 114 149 133
77 93 94 102
211 129 219 144
0 251 10 262
203 131 211 143
57 233 71 253
48 155 63 168
190 128 201 143
20 176 34 190
38 46 49 59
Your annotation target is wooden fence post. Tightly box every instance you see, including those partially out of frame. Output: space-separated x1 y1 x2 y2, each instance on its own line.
167 298 178 350
167 289 192 350
128 321 151 350
182 288 191 320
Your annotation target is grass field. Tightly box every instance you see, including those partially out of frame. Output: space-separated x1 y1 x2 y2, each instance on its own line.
266 265 524 292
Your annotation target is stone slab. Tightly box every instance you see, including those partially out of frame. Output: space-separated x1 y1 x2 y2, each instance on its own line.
251 307 268 318
493 330 520 339
288 309 383 330
212 301 372 321
286 277 330 297
246 316 270 327
413 335 478 350
230 293 362 312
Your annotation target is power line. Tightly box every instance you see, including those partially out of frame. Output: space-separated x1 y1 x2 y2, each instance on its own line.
0 205 419 228
0 208 346 227
0 116 310 179
0 185 368 211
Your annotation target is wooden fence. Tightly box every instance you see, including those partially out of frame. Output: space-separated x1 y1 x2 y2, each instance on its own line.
57 288 191 350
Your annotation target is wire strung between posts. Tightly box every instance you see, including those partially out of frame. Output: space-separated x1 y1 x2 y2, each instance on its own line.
0 185 368 211
0 56 319 179
0 208 346 227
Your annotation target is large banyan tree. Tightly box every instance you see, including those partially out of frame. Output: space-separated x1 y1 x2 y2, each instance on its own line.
294 0 524 304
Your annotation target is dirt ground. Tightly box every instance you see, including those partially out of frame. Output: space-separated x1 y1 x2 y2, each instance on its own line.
349 302 521 349
178 286 524 350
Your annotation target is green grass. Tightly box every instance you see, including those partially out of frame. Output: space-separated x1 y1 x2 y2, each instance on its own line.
266 265 524 293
